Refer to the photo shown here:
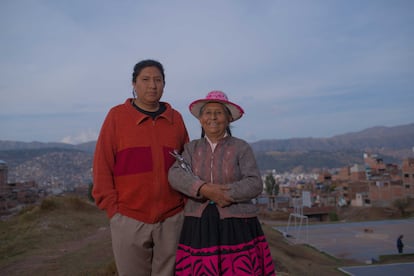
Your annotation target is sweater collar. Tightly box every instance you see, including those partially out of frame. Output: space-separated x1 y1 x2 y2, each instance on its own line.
124 98 175 125
204 132 230 146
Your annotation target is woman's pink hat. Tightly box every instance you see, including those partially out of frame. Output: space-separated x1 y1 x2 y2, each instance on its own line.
189 90 244 121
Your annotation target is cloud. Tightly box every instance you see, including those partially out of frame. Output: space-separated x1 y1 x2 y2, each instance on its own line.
1 0 413 142
61 129 98 145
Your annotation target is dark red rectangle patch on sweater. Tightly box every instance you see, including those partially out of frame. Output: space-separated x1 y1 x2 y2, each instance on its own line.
114 147 153 176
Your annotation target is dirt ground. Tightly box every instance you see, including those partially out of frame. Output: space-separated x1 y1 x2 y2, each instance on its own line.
1 200 413 276
2 220 353 276
259 203 414 275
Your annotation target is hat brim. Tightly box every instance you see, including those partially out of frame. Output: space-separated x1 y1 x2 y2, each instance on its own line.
189 99 244 121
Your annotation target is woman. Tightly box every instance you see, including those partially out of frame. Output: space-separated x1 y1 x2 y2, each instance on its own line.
168 90 276 275
93 59 189 276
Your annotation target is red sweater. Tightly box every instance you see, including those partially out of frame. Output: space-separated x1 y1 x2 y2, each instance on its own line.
93 99 189 223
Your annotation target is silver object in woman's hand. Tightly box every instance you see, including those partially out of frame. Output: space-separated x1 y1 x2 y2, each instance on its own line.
169 150 194 175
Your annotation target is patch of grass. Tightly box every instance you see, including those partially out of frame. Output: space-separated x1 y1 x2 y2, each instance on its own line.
40 197 61 211
30 236 115 275
0 195 109 269
378 253 414 263
329 212 339 221
17 204 37 215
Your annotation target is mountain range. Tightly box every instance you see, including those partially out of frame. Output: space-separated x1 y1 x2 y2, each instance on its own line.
250 123 414 171
251 123 414 152
0 123 413 186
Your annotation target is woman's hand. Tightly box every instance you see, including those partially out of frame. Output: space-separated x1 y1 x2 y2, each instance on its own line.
199 183 233 207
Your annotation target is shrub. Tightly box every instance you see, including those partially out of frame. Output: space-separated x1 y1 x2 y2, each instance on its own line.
88 182 95 203
40 197 60 211
329 212 339 221
393 197 409 216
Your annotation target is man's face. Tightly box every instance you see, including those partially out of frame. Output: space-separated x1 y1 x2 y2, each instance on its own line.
132 66 165 109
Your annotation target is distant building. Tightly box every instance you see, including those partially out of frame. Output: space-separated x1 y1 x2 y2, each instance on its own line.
314 153 413 208
0 160 7 187
351 192 370 207
402 158 414 197
350 164 368 181
333 165 366 182
368 179 405 207
364 153 386 180
0 160 44 216
338 181 369 206
317 171 332 184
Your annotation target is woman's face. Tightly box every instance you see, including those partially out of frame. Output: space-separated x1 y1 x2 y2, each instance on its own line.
199 102 231 138
132 66 165 109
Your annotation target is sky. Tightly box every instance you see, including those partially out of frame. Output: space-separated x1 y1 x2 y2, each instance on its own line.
1 0 413 144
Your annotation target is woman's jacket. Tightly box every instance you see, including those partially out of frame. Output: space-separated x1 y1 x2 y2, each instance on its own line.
168 136 263 219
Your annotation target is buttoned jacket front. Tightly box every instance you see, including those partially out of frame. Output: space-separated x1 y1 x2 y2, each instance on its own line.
168 136 262 219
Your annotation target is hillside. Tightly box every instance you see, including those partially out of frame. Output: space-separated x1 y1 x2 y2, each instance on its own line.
0 123 413 185
0 148 93 187
1 196 413 275
1 123 413 154
250 123 414 152
0 140 96 153
251 123 414 171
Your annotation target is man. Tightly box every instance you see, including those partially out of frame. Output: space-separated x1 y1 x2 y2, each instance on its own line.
397 234 404 254
93 59 189 275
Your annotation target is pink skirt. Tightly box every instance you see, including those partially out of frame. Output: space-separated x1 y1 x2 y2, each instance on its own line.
175 204 276 276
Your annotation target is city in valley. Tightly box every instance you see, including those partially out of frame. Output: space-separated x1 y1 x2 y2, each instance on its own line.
1 150 413 221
